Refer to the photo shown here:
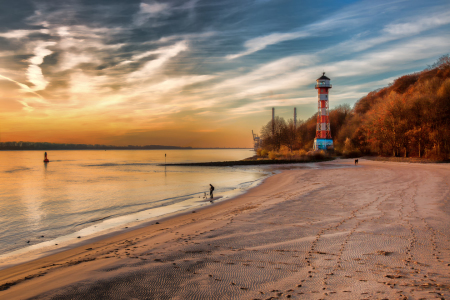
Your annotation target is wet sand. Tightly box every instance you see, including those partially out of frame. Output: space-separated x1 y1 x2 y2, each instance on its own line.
1 159 449 299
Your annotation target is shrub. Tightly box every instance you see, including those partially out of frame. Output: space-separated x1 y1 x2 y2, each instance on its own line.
298 149 307 156
256 148 263 156
342 150 361 158
343 137 354 154
260 149 268 157
268 151 277 160
286 151 295 159
309 150 327 160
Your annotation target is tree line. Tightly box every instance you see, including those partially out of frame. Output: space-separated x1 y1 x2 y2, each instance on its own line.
259 55 450 159
0 142 192 151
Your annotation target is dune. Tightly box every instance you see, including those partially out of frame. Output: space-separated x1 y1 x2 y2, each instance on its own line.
0 159 449 299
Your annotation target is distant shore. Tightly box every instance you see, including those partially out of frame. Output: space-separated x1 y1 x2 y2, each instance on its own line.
0 144 253 151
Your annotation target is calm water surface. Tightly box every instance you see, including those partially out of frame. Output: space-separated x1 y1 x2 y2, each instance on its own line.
0 149 268 266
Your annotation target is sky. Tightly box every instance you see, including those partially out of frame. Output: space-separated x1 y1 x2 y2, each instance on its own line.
0 0 449 148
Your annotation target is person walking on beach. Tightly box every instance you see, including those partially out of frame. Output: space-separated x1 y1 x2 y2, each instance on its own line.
210 184 214 199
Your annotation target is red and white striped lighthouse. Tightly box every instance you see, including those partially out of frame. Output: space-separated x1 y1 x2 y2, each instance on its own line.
313 72 334 151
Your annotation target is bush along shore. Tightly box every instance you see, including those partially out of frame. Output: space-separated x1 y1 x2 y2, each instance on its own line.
363 156 450 164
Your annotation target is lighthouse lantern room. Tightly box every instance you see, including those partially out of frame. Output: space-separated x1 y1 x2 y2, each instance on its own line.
313 72 334 151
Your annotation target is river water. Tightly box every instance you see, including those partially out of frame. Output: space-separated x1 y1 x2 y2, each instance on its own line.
0 149 269 268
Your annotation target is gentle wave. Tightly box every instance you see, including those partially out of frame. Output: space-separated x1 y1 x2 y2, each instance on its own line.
0 149 264 264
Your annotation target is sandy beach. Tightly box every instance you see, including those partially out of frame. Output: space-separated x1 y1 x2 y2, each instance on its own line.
1 159 449 300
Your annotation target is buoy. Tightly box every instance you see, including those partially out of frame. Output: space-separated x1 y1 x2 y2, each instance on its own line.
44 152 49 163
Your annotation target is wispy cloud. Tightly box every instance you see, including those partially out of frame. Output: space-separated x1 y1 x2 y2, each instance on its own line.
0 73 47 112
226 31 310 60
383 10 450 35
127 41 188 81
0 74 36 94
211 33 450 115
226 0 405 60
0 29 49 39
218 54 317 89
329 9 450 55
27 41 56 91
133 2 171 26
151 31 216 44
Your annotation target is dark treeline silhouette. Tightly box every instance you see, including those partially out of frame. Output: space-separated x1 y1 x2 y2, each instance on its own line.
260 54 450 159
0 142 192 151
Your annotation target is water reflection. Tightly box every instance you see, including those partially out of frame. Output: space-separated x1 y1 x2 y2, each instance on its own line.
0 149 264 256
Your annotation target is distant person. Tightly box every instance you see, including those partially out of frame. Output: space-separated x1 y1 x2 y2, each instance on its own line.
210 184 214 200
355 159 358 165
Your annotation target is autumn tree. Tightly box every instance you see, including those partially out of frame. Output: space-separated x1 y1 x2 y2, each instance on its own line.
258 54 450 158
260 116 287 151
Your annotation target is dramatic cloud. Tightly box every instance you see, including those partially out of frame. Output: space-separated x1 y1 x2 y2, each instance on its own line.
27 41 56 91
0 0 449 147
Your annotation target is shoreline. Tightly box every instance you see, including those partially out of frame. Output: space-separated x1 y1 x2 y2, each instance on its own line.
362 155 450 164
0 170 270 271
0 167 277 292
162 157 334 167
1 159 449 299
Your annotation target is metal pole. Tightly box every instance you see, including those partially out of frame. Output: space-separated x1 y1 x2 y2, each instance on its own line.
294 107 297 129
272 107 275 135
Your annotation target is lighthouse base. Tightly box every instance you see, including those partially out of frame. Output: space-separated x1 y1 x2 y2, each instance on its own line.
314 138 334 151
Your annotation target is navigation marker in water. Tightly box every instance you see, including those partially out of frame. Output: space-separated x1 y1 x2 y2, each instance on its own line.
44 152 49 163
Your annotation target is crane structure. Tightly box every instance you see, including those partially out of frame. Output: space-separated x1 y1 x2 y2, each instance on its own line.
252 130 261 150
313 72 334 151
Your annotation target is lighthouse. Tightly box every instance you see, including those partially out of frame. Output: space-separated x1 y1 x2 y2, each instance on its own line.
313 72 334 151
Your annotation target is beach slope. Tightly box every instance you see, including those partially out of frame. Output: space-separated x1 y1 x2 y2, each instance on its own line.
1 159 449 299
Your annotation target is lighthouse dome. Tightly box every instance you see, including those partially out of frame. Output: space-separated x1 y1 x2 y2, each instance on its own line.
315 72 331 88
317 72 330 80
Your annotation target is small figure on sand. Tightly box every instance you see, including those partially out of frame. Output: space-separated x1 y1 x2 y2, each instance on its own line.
44 152 49 163
355 159 358 165
209 184 214 201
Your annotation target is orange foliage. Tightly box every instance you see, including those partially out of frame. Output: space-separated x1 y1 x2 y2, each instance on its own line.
346 55 450 158
259 55 450 158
